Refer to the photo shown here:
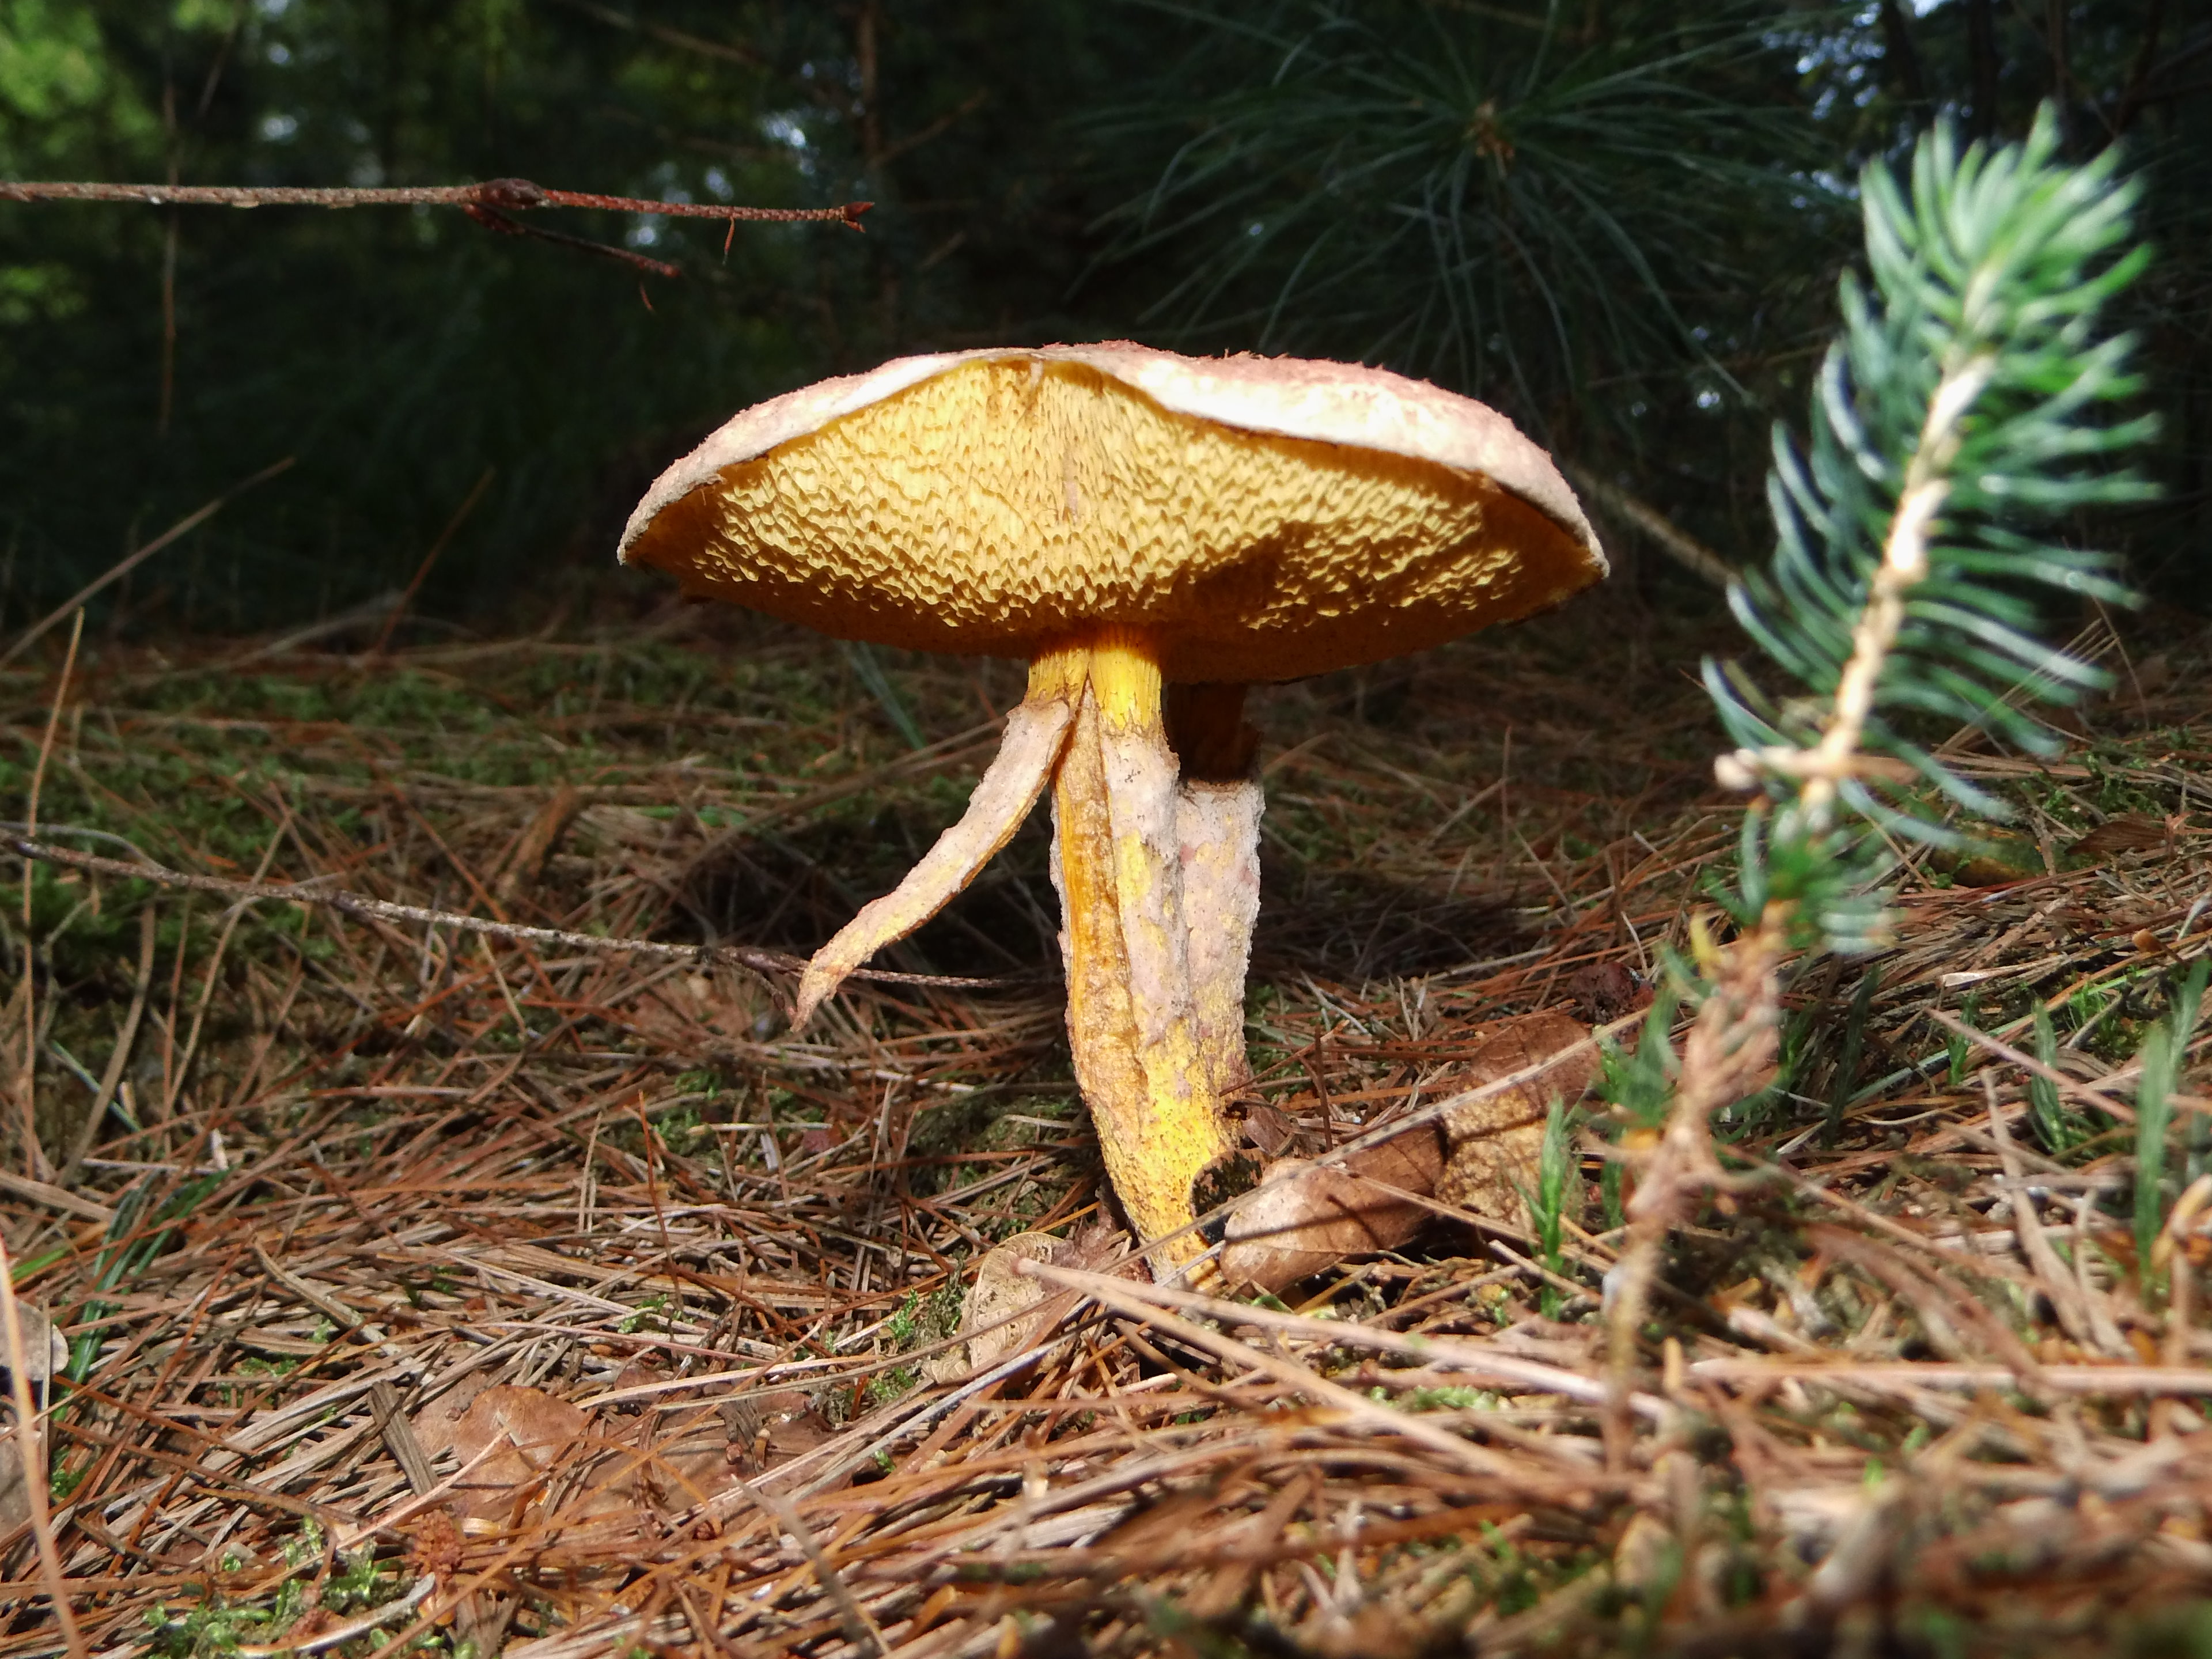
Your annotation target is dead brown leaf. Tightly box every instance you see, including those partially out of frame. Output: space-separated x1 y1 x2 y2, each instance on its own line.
2069 814 2171 858
1436 1009 1600 1223
1220 1012 1595 1294
440 1384 594 1524
925 1230 1081 1382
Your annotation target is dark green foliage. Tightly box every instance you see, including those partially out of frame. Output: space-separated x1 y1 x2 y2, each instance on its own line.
70 1168 224 1382
1097 2 2210 590
3 4 2205 632
2029 1000 2079 1155
1777 1 2212 600
1824 963 1878 1139
0 1 1160 627
1602 984 1679 1133
1532 1096 1574 1316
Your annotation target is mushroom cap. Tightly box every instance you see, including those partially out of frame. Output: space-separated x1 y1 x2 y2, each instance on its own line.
619 343 1604 684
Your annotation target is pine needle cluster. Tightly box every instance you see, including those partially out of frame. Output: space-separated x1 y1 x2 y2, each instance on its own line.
1092 1 1819 440
1705 107 2158 955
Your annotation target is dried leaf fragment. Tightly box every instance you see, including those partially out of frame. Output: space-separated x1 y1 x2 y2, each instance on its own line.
720 1389 823 1470
1219 1131 1445 1294
924 1231 1078 1382
2070 813 2171 858
441 1384 592 1522
1436 1009 1599 1224
796 669 1079 1028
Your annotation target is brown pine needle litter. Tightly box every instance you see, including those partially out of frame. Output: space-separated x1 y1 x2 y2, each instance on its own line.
3 594 2211 1659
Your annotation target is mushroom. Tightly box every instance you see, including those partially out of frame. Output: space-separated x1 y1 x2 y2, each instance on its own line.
619 344 1604 1267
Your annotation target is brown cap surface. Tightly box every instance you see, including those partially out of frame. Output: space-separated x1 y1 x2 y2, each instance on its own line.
619 343 1603 683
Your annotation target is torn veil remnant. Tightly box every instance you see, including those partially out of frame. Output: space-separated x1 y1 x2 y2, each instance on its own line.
619 343 1604 1267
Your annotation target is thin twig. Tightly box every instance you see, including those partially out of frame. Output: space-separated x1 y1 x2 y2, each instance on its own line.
0 833 1010 994
1 177 867 283
1718 355 1995 812
0 177 869 226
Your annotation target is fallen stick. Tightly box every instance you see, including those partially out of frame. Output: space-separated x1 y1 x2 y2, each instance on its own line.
0 832 1005 995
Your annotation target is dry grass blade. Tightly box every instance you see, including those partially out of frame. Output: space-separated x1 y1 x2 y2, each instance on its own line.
0 461 295 672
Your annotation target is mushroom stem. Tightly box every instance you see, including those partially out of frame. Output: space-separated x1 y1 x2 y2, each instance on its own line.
793 645 1086 1029
1051 630 1232 1262
1165 684 1262 1103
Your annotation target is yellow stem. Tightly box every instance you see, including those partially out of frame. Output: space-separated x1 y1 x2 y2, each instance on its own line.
1052 629 1232 1263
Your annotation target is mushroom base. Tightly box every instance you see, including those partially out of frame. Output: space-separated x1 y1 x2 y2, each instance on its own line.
790 630 1259 1271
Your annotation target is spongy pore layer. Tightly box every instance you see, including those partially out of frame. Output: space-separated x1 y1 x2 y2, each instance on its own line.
622 355 1597 684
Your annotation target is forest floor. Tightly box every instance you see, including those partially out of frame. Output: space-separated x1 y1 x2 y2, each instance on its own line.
3 587 2211 1659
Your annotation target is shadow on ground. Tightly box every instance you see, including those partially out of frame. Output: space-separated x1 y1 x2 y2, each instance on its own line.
680 809 1530 990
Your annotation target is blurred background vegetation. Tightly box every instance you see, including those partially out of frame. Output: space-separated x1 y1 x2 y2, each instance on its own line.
1 0 2203 635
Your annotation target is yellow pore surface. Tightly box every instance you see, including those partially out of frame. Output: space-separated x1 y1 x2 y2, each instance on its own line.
626 358 1592 684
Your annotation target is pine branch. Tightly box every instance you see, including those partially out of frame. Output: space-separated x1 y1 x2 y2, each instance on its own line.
1701 107 2154 952
1600 106 2158 1465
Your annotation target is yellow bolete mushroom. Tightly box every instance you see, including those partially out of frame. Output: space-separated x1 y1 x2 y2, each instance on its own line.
619 344 1604 1267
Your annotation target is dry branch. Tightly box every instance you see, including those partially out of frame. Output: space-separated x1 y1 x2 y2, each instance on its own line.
0 177 869 281
0 176 867 225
